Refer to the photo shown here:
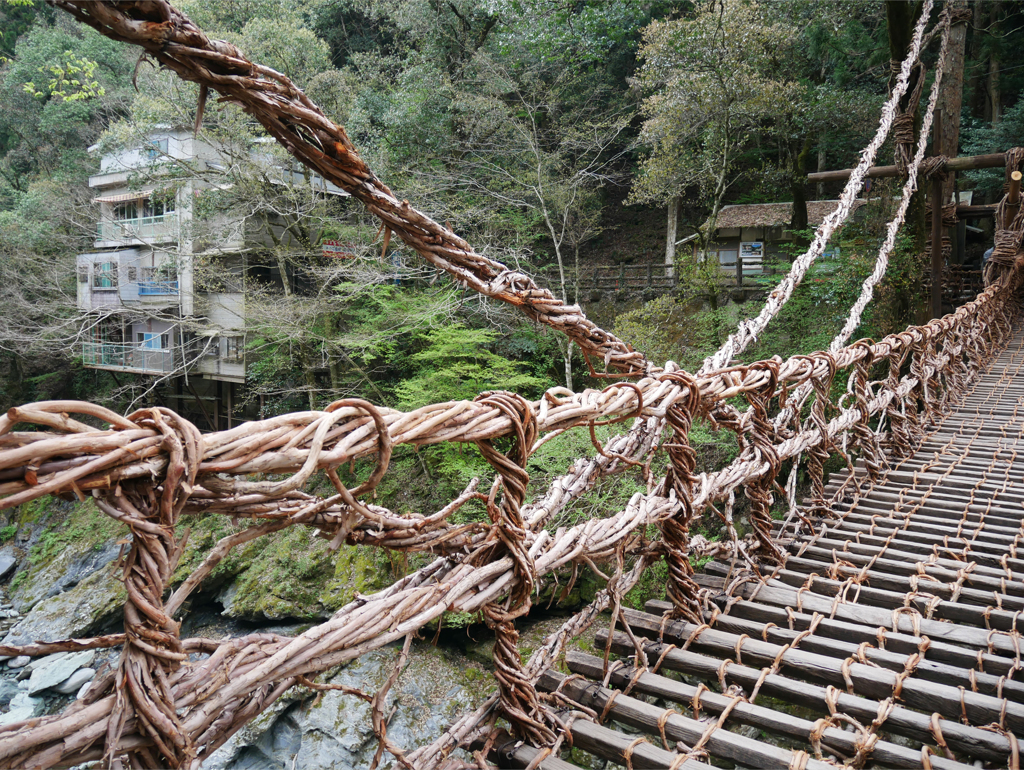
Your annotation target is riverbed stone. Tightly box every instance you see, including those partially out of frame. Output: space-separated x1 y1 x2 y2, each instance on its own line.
54 667 95 695
6 656 29 669
0 691 42 726
27 650 95 694
0 550 16 581
204 643 490 769
0 678 18 708
2 562 125 647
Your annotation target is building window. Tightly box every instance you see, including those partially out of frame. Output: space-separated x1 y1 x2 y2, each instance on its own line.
137 332 170 350
147 138 169 159
223 336 243 362
144 195 175 218
113 201 138 221
127 267 137 282
93 261 118 289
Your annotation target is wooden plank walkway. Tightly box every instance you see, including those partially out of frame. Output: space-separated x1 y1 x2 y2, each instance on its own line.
509 324 1024 768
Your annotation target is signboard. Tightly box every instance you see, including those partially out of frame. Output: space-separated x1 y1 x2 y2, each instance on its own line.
739 242 763 261
321 239 355 258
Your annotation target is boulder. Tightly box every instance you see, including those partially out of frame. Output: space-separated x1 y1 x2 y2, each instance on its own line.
54 667 95 695
0 549 17 581
3 562 125 647
0 678 18 708
27 650 95 695
204 644 489 770
0 691 42 726
10 535 118 614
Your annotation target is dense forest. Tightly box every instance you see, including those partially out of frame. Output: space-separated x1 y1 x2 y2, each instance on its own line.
0 0 1022 518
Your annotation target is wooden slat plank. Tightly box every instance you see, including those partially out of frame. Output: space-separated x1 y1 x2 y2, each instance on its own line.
597 631 1015 762
564 651 977 770
610 608 1024 731
538 670 832 770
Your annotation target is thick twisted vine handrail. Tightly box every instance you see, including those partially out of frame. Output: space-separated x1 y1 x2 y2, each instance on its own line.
46 0 651 378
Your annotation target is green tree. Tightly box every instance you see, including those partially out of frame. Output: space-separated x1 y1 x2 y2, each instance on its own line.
630 1 801 255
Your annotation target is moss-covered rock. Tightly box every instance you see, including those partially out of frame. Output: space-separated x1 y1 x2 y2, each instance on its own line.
191 524 393 622
3 560 126 645
5 499 123 614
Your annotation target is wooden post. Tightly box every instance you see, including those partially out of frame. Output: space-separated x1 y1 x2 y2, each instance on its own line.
1005 169 1022 228
646 262 653 288
736 248 743 287
617 263 624 290
214 380 221 431
931 110 943 319
665 196 679 278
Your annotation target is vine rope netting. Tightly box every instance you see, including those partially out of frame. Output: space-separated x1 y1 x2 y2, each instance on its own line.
0 2 1021 768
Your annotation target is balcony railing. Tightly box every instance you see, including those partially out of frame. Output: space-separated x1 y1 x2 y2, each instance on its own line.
81 342 175 374
138 280 179 295
97 213 177 242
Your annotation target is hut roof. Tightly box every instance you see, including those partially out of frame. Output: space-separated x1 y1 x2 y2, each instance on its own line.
713 200 867 230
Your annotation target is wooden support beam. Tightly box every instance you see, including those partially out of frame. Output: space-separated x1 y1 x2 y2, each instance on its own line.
931 110 944 318
807 152 1008 183
957 203 998 218
488 735 579 769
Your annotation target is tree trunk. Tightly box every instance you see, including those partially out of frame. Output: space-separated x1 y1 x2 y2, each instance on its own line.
986 4 1001 126
816 146 826 200
886 0 927 254
790 136 811 238
665 196 679 278
968 2 987 119
299 343 317 410
940 0 968 262
541 204 573 389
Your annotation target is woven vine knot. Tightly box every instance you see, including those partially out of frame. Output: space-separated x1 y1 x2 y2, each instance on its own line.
892 61 925 176
468 392 557 746
657 371 703 621
96 407 203 768
850 342 886 482
737 361 782 562
799 353 837 517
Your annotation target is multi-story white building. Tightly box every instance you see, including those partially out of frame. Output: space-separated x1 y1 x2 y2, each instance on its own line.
76 128 346 428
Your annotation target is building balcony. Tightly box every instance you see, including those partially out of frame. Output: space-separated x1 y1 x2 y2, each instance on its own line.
138 280 179 295
96 213 177 244
81 341 176 375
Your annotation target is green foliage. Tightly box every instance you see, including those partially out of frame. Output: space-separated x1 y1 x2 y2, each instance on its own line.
0 524 16 542
23 50 104 102
614 295 734 371
630 1 801 208
395 324 546 409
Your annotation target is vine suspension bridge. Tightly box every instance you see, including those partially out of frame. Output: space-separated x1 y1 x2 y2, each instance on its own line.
0 2 1022 768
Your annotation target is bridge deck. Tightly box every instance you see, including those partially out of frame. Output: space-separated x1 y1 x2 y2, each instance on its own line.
511 324 1024 769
